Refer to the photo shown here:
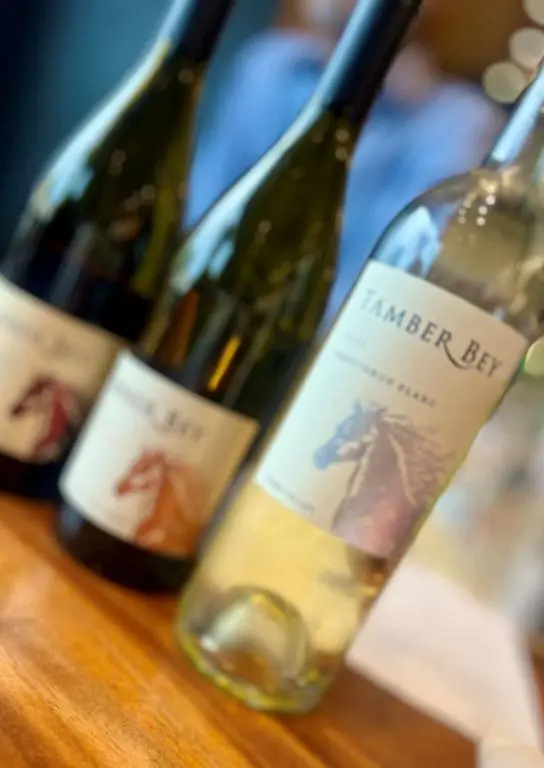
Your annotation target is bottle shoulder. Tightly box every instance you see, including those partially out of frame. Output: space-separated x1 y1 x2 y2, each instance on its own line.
371 165 544 341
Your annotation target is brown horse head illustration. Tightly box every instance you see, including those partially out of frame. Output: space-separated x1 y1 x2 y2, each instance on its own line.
115 450 209 557
315 401 454 560
115 450 168 495
10 376 86 462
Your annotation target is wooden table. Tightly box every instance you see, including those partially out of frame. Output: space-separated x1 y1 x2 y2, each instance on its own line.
0 496 479 767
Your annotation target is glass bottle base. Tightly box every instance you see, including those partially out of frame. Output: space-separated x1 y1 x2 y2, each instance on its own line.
0 450 63 500
57 503 195 592
176 586 335 714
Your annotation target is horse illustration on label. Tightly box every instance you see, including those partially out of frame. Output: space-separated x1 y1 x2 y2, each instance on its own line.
10 375 86 462
314 401 454 559
115 450 208 557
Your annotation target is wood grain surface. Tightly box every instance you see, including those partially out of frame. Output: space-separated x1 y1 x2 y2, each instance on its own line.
0 496 477 767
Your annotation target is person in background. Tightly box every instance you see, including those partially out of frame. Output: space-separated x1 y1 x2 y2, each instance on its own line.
187 0 505 315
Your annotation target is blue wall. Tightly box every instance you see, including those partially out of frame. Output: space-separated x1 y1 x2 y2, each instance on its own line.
0 0 276 253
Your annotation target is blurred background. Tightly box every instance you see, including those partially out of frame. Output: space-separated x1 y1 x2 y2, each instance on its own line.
5 0 544 640
1 0 541 308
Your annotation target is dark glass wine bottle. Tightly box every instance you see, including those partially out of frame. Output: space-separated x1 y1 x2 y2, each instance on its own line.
0 0 235 498
58 0 423 592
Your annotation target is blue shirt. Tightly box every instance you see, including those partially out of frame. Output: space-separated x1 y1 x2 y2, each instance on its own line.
187 32 504 314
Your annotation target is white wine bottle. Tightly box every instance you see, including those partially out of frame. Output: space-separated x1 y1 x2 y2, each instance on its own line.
57 0 423 592
175 66 544 713
0 0 235 498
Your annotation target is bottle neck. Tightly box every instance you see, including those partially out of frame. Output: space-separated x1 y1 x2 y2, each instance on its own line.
313 0 422 131
156 0 234 63
485 68 544 172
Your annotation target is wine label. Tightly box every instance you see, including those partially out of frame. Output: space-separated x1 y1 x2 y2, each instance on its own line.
0 276 120 463
255 261 527 561
61 352 259 557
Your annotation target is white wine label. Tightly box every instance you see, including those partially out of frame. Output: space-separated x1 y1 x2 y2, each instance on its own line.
0 276 120 463
255 261 527 560
61 352 259 557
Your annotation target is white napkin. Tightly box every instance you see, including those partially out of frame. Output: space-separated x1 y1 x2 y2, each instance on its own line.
479 739 544 767
347 559 543 748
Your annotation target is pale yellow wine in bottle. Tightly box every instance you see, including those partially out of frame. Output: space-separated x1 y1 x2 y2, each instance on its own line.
176 26 544 717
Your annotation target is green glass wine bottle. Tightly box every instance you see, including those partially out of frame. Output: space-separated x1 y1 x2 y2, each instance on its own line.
57 0 423 592
0 0 235 498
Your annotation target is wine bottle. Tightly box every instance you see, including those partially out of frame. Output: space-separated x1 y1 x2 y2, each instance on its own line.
0 0 235 498
174 67 544 713
57 0 424 592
